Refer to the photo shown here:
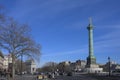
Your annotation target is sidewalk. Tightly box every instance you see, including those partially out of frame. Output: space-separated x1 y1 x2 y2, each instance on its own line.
0 77 7 80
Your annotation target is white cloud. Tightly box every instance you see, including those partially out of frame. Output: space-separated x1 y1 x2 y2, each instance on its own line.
42 47 88 57
94 26 120 53
8 0 103 20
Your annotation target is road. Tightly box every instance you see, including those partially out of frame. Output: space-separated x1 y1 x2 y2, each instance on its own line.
0 75 36 80
1 73 119 80
49 74 97 80
0 74 97 80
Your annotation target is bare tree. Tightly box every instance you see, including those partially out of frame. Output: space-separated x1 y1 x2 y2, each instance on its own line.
0 5 6 24
57 62 71 73
40 62 57 72
0 18 41 79
15 59 27 74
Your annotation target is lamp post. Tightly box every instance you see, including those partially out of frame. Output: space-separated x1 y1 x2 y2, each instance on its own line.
52 63 55 78
52 63 54 73
108 57 111 76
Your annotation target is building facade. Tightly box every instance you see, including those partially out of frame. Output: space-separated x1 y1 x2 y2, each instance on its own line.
103 61 120 72
25 59 37 74
75 60 86 71
0 52 4 69
70 60 86 72
3 54 12 70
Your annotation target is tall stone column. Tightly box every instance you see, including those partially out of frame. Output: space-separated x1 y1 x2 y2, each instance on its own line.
85 18 103 73
86 18 96 67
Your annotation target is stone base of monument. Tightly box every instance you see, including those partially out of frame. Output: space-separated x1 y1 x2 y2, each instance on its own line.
85 64 103 73
85 67 103 73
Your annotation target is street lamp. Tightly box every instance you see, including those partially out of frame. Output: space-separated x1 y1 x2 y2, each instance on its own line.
52 63 54 73
108 57 111 76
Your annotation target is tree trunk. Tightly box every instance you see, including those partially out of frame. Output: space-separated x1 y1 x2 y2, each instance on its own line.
12 54 15 80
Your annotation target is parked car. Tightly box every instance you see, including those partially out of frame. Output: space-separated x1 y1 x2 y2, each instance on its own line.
36 73 48 80
37 74 43 80
67 72 72 76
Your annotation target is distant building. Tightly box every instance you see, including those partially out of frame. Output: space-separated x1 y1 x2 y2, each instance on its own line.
57 61 71 72
57 60 87 72
25 59 36 74
62 61 71 66
0 51 4 69
70 60 86 72
70 62 76 71
3 54 12 70
75 60 86 71
103 61 120 72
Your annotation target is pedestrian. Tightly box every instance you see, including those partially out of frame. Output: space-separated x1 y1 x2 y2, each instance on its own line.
52 73 55 78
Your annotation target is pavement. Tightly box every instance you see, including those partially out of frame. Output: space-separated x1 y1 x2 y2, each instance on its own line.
0 74 97 80
49 74 98 80
1 73 120 80
0 75 36 80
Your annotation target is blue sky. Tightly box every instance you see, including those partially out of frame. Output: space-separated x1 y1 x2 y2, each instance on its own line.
1 0 120 67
